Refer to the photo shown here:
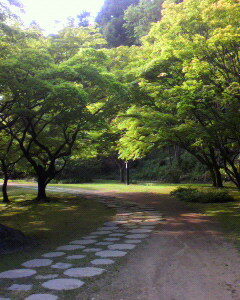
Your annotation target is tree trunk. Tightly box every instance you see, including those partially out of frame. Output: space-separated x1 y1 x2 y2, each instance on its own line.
214 167 223 188
37 178 48 201
209 168 217 187
2 174 10 203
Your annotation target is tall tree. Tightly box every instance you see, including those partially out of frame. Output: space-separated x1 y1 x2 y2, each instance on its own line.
0 43 128 200
115 0 240 188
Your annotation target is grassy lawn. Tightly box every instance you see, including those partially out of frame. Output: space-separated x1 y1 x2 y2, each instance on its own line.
0 186 114 272
49 180 211 193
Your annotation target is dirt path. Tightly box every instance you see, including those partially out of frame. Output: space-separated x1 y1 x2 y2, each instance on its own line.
77 190 240 300
8 184 240 299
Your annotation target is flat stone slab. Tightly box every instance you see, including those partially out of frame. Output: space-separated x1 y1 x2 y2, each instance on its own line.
126 234 148 239
82 236 98 239
64 267 105 278
25 294 58 300
42 278 84 290
69 240 97 245
66 255 86 260
92 231 111 235
83 248 102 253
98 227 117 231
35 274 59 280
51 263 73 269
22 259 52 268
96 242 113 246
108 243 136 250
8 284 33 291
91 259 115 265
104 222 118 226
109 233 125 237
104 238 120 241
56 245 85 251
42 252 65 258
96 250 127 257
129 229 152 233
124 239 142 243
0 269 36 279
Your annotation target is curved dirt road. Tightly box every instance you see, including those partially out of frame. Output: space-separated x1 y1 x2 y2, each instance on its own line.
77 191 240 300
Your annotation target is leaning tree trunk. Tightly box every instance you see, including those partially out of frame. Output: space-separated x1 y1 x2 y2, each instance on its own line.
2 174 10 203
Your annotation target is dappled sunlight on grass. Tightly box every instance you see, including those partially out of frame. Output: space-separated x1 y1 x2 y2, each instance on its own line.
0 186 115 271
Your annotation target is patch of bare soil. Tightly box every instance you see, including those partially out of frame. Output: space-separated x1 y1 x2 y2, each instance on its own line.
77 191 240 300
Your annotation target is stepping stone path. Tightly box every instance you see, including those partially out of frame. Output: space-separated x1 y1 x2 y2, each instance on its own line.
51 262 73 269
66 254 86 260
64 267 105 277
108 243 136 250
96 250 127 257
91 259 114 265
70 239 97 245
8 284 33 291
25 294 58 300
56 245 85 251
0 187 163 299
42 252 65 258
0 269 36 279
42 278 84 290
22 259 53 268
35 274 59 280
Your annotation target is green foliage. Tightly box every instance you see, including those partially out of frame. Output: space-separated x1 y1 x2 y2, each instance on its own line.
95 0 139 47
124 0 163 45
116 0 240 188
171 187 234 203
56 158 102 183
47 26 106 63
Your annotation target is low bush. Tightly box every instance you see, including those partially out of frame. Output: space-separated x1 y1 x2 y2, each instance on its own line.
170 187 234 203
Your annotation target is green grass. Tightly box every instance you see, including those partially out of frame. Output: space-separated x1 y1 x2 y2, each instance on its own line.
0 186 114 272
48 180 211 193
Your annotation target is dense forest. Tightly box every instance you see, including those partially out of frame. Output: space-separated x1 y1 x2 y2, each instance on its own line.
0 0 239 202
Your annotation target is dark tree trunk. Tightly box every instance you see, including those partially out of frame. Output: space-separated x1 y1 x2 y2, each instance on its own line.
214 167 223 188
2 174 9 203
209 168 217 187
209 147 223 188
37 177 48 201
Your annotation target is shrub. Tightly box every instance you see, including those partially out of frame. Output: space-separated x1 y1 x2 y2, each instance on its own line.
170 187 234 203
